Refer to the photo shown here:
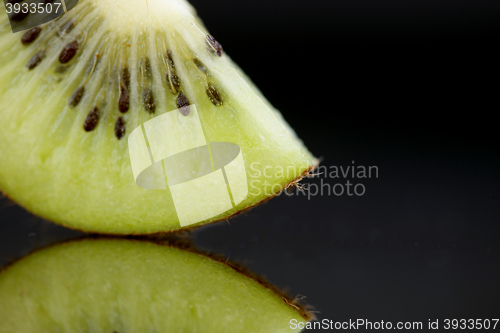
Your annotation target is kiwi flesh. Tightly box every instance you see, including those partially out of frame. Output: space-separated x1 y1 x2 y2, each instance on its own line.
0 0 316 234
0 238 312 332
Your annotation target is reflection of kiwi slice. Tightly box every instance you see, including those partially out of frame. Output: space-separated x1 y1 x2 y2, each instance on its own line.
0 238 313 332
0 0 316 234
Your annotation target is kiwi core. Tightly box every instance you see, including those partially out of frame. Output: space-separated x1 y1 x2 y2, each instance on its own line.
91 0 195 32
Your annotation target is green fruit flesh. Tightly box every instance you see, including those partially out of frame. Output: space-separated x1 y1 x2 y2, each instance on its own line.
0 238 310 332
0 0 315 234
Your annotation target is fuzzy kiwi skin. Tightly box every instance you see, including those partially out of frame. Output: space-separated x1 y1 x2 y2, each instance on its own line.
0 0 316 234
0 238 311 332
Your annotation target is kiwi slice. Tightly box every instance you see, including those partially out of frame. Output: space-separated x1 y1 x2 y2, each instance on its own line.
0 0 316 234
0 238 312 332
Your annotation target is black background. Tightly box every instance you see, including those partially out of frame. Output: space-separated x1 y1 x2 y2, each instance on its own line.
1 0 500 331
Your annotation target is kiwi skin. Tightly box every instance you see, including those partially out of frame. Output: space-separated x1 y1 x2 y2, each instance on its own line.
0 0 316 234
0 236 314 332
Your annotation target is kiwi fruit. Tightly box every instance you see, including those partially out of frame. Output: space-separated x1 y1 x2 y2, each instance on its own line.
0 238 313 332
0 0 316 234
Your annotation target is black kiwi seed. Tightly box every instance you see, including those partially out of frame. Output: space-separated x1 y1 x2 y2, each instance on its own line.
143 57 152 78
206 35 223 57
118 87 129 113
114 117 126 139
118 67 130 113
83 107 99 132
177 91 190 116
26 51 45 70
206 84 223 106
70 86 85 107
166 50 175 68
193 58 208 75
166 72 180 94
165 51 180 93
59 21 75 35
21 27 42 45
121 67 130 88
59 40 78 64
143 88 155 114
